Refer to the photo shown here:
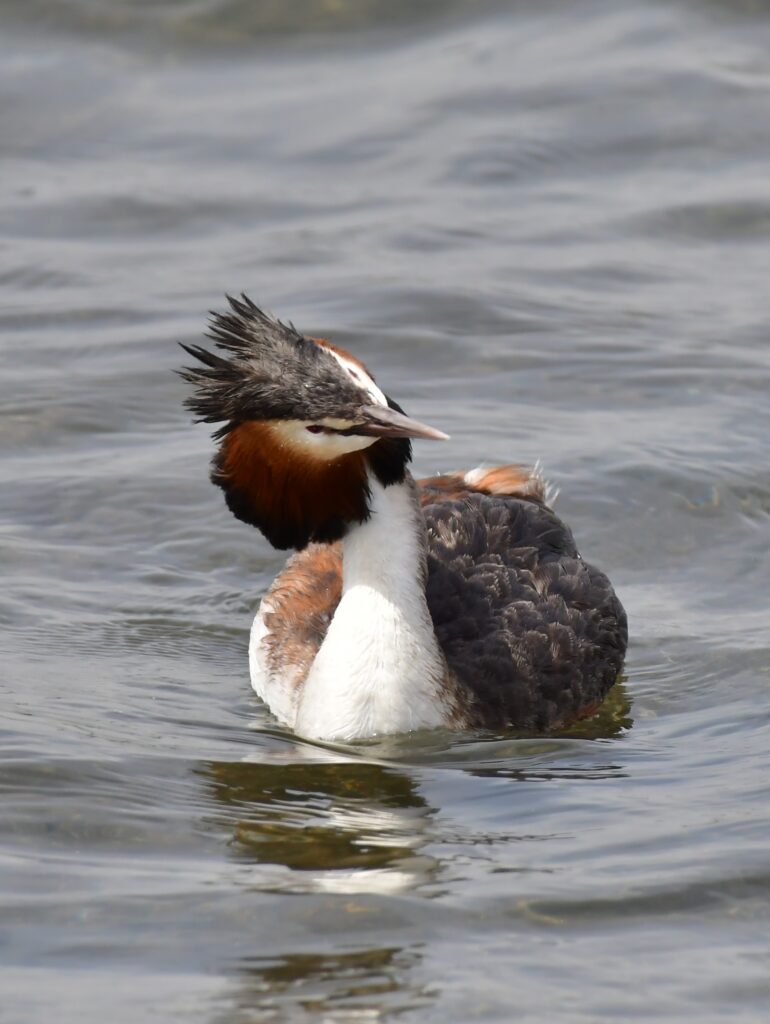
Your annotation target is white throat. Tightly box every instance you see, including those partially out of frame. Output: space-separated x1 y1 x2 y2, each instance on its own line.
294 472 451 741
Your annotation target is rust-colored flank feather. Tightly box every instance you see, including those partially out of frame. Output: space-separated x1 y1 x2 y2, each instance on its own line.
418 465 547 503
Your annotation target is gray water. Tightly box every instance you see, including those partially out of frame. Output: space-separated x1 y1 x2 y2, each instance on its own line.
3 1 770 1020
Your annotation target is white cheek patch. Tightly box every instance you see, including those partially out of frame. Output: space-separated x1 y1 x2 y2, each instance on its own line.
269 420 376 458
327 349 387 408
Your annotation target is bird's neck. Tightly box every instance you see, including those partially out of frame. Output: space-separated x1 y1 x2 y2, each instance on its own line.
294 471 452 741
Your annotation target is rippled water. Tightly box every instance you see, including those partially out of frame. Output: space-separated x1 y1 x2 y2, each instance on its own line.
3 1 770 1020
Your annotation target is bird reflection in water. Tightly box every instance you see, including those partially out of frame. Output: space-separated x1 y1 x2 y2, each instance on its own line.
231 945 432 1021
200 680 631 893
199 749 442 896
198 750 440 1018
197 692 631 1018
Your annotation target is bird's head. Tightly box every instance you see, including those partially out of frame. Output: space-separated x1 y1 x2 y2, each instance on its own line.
180 295 447 550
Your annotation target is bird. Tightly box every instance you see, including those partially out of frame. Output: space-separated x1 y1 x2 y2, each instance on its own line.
181 295 627 742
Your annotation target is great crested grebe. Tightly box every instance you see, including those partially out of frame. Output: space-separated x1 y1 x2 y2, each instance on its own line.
181 295 627 742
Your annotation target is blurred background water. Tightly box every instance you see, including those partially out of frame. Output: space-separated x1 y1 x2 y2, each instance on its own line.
2 0 770 1021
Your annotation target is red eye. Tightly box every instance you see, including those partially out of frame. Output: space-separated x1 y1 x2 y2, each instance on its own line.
305 425 323 434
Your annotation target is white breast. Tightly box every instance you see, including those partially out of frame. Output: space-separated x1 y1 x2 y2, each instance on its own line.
293 476 451 741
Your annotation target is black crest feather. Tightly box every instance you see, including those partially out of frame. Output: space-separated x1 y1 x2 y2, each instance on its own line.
178 294 366 437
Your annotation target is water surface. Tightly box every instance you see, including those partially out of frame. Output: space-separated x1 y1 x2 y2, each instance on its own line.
3 1 770 1020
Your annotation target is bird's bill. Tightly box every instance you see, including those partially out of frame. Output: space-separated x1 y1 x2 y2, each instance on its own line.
352 405 449 441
